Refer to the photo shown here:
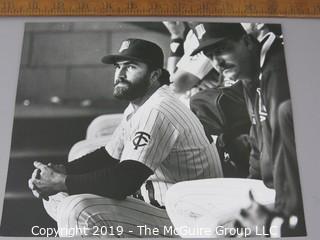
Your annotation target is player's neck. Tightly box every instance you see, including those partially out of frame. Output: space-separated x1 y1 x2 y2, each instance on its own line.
130 81 161 110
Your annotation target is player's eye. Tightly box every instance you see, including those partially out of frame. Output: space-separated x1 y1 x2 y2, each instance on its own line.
214 42 233 55
213 46 226 55
127 64 137 70
114 63 120 69
204 50 214 59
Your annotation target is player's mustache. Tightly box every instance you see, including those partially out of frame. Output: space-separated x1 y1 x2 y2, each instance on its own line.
114 78 131 86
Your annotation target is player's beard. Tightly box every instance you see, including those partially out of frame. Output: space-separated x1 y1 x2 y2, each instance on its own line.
113 73 151 101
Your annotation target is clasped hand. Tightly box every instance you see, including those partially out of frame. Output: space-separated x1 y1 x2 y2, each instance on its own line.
28 161 68 200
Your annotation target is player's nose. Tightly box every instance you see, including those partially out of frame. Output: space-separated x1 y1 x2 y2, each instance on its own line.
115 65 127 79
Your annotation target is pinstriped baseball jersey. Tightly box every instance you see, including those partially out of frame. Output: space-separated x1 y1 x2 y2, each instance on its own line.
105 85 223 207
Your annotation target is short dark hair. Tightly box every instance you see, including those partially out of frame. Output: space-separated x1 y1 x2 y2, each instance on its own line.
158 69 171 85
147 65 171 86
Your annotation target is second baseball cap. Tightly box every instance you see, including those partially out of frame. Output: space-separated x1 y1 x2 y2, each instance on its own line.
191 23 246 56
102 38 164 69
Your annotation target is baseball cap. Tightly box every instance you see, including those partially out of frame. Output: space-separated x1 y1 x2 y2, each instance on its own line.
102 38 164 69
191 23 246 56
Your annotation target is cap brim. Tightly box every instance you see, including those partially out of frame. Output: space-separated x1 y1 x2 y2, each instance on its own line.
191 37 226 56
101 54 145 64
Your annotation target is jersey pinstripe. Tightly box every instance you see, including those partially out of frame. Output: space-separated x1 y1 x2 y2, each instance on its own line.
105 85 223 207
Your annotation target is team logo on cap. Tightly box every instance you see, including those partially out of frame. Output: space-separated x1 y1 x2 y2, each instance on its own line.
195 24 206 40
119 40 130 52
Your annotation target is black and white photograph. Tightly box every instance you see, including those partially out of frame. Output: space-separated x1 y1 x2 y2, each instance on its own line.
0 20 306 238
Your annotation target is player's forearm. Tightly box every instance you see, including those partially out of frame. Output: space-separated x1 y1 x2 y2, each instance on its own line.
65 147 119 175
65 160 153 199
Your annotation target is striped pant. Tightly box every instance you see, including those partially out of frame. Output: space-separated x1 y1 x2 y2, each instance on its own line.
43 138 177 238
43 193 177 238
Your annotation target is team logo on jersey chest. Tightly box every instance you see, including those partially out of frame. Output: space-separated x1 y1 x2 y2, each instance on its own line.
133 131 151 150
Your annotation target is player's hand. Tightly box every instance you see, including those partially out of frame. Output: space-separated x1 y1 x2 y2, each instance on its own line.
30 161 68 197
28 168 49 200
47 162 67 174
163 21 186 39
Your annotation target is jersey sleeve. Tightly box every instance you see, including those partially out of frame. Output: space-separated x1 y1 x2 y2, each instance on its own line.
120 108 180 171
104 119 125 160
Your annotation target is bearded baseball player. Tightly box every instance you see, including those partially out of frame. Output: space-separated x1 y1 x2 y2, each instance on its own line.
28 38 223 237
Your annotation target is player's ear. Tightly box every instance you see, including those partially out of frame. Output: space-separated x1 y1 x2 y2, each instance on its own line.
150 68 162 83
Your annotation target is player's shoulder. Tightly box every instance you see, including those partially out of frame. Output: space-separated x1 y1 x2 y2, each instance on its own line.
149 85 178 106
144 85 190 118
190 87 221 103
